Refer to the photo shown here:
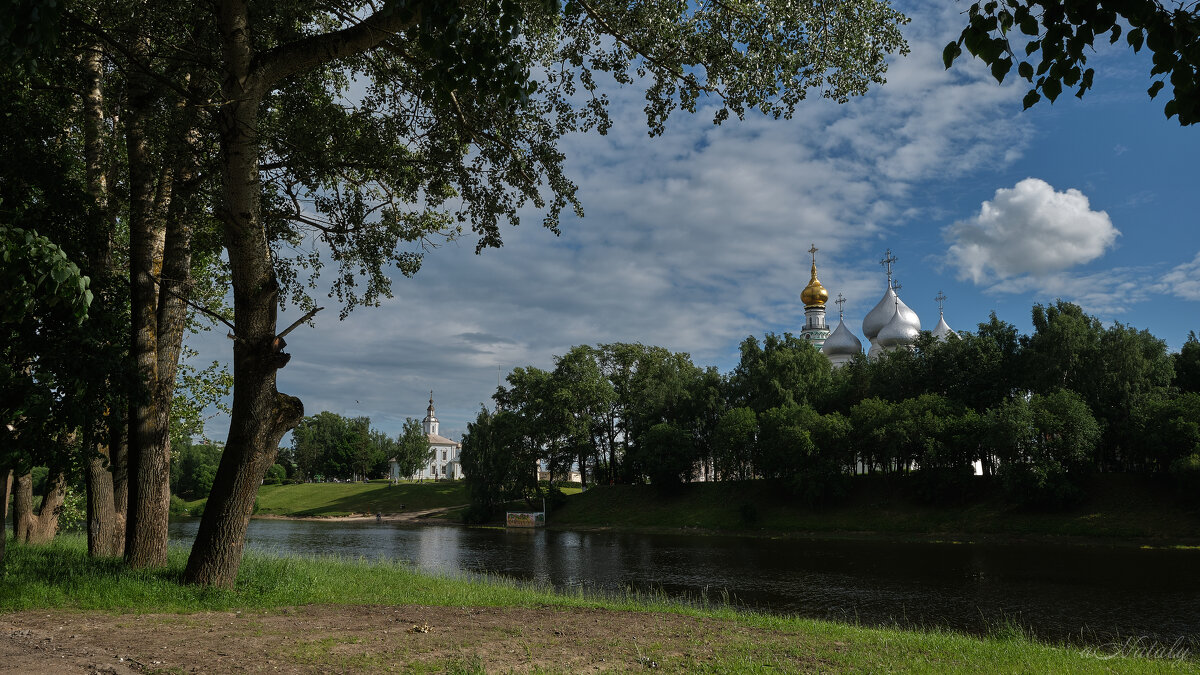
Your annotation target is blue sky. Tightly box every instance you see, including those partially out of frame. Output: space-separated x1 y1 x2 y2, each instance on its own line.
191 2 1200 444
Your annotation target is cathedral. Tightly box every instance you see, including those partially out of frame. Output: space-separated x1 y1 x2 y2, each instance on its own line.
798 247 956 366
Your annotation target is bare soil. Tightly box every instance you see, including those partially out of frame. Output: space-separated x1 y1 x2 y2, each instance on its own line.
0 604 832 673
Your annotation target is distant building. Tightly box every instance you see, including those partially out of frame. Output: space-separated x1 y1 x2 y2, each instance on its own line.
389 393 463 481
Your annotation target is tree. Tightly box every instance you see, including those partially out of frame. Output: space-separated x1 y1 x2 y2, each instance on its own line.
460 407 538 522
713 406 757 481
945 0 1200 124
170 441 224 500
1175 331 1200 394
391 418 429 480
729 334 832 414
639 423 696 490
1000 389 1100 506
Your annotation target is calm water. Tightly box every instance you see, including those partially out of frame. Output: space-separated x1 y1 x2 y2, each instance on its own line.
168 519 1200 646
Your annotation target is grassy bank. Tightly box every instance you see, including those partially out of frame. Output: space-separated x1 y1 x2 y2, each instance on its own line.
1 536 1191 673
246 481 468 518
549 475 1200 542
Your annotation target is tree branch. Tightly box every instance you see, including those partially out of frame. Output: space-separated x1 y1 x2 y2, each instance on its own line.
277 306 325 340
252 8 422 93
159 280 236 333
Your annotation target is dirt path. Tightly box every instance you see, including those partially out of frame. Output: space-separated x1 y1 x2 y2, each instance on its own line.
254 505 466 524
0 604 831 673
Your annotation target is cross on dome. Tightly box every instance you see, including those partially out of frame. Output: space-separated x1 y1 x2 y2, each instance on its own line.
879 249 897 285
835 293 847 319
809 243 819 264
935 290 948 315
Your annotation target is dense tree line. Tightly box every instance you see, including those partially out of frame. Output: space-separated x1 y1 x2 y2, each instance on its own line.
288 412 428 482
462 303 1200 517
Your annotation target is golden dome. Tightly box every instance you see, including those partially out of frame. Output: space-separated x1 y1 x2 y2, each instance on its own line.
801 244 828 307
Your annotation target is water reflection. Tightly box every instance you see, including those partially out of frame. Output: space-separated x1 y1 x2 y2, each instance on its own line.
168 519 1200 646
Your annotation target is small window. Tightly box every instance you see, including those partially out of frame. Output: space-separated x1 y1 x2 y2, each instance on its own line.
442 450 447 460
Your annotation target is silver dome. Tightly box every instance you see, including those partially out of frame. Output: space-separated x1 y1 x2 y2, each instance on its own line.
877 304 919 350
863 285 920 340
932 313 958 341
822 319 863 366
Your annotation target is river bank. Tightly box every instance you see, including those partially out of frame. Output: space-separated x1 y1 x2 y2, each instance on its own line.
191 474 1200 547
545 474 1200 544
2 536 1190 673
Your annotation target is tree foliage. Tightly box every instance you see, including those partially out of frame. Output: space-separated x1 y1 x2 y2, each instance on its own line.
392 418 431 479
945 0 1200 124
289 411 389 481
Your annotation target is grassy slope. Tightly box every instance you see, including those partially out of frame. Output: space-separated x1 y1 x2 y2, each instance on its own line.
252 481 468 517
2 536 1188 673
550 475 1200 541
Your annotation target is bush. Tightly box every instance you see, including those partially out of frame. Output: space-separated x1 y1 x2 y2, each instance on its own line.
263 463 286 485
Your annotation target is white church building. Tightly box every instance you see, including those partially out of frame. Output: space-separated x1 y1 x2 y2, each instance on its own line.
389 393 464 481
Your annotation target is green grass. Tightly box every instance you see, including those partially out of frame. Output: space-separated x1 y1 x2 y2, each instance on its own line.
251 481 468 517
551 475 1200 543
1 535 1192 672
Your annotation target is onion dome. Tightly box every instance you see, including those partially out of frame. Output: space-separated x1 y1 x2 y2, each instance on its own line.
863 285 920 340
800 252 828 307
877 303 919 350
822 318 863 359
932 313 958 341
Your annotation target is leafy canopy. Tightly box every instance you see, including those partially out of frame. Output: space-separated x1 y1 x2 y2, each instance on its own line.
945 0 1200 124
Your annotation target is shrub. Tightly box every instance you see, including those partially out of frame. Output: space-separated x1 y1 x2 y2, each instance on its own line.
263 463 286 485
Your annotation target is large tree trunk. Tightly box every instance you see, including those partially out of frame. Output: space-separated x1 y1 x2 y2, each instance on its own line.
81 39 127 559
182 10 302 585
13 470 68 545
124 84 171 566
122 39 200 568
182 0 416 588
86 419 125 556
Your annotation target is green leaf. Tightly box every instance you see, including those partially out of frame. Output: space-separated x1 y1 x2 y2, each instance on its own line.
1022 89 1041 109
943 41 962 69
991 57 1013 84
1148 80 1165 99
1018 61 1033 80
1019 14 1038 36
1109 24 1121 45
1043 78 1062 101
1165 99 1179 119
1127 28 1144 52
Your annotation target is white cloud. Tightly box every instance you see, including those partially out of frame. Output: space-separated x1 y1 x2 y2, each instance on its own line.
1158 252 1200 301
945 178 1119 283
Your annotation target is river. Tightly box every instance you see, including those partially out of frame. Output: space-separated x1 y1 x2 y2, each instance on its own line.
168 519 1200 647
